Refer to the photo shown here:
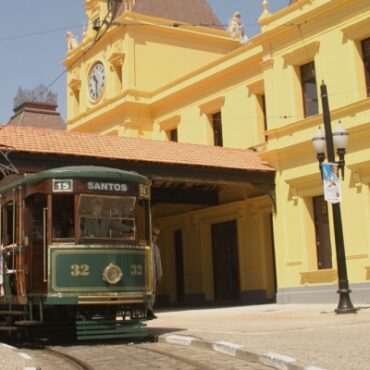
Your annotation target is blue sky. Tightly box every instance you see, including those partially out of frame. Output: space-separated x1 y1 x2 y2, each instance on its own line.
0 1 288 123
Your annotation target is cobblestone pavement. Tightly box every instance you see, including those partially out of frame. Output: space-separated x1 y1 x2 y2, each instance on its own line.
23 342 273 370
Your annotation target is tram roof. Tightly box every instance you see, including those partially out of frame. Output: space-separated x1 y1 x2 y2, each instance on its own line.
0 166 150 194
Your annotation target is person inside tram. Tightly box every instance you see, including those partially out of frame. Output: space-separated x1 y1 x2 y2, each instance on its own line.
82 198 133 238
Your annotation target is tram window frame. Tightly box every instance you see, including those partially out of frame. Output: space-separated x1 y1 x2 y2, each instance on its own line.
78 194 140 243
3 202 15 247
136 198 150 245
51 194 75 241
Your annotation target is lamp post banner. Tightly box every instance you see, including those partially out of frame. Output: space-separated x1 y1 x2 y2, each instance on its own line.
322 162 341 203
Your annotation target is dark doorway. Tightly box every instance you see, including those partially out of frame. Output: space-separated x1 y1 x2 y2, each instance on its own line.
313 196 332 269
174 230 185 303
211 220 240 302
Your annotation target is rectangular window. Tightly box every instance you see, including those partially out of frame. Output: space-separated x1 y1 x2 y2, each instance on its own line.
52 194 75 239
362 37 370 97
257 94 268 142
212 112 223 147
313 196 332 269
168 128 178 142
300 62 319 117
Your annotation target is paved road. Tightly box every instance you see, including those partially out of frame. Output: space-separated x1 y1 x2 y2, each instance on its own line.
147 304 370 370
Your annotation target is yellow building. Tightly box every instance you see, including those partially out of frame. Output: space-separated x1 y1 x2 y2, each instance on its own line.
65 0 370 305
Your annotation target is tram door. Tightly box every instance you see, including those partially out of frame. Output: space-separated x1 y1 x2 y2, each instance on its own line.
211 220 240 302
25 194 47 293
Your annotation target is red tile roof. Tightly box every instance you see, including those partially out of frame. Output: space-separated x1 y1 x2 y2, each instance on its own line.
0 126 274 173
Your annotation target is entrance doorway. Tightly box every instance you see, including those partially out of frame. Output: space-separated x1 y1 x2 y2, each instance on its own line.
211 220 240 302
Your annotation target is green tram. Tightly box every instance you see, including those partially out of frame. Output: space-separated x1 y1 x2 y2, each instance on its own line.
0 166 154 339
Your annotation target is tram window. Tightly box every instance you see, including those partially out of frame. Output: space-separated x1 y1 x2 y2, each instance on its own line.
79 195 136 241
26 194 47 242
52 194 75 239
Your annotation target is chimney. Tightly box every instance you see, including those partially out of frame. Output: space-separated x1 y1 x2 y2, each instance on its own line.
8 101 66 130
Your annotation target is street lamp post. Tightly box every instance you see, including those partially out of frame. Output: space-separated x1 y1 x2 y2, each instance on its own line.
312 81 356 314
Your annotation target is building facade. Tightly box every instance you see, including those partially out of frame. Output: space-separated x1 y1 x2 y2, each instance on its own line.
64 0 370 304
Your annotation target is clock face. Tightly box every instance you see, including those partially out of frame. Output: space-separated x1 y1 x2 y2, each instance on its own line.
88 62 105 101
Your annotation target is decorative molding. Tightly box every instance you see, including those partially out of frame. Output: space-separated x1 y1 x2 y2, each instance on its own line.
69 78 82 92
286 261 302 267
366 266 370 280
285 173 322 198
348 162 370 185
289 186 298 205
260 55 274 70
247 80 264 95
282 41 320 66
85 0 100 20
350 171 362 192
300 269 337 285
251 182 276 212
158 115 181 131
199 96 225 115
341 18 370 41
108 52 125 67
346 254 368 260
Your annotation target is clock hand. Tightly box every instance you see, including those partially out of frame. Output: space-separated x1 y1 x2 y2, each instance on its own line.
93 75 98 93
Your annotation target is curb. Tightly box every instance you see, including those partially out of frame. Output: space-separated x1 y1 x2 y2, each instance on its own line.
159 334 326 370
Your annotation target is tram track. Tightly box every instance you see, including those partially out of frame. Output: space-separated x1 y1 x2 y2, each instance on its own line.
13 340 273 370
42 347 96 370
135 344 215 370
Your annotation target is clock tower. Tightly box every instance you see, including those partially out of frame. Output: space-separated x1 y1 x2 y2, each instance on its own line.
64 0 237 138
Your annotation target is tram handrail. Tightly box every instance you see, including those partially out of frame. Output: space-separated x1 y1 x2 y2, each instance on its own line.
43 207 47 282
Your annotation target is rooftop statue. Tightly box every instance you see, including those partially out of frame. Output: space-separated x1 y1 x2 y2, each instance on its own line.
66 31 78 51
228 11 248 44
124 0 136 11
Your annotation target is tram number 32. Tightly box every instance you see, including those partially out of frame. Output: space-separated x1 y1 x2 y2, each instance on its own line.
70 264 90 276
70 264 143 276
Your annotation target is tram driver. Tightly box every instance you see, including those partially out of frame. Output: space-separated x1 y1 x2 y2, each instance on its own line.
82 198 134 239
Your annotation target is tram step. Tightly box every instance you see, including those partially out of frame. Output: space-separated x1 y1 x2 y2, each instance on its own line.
14 320 43 326
0 311 30 316
0 326 19 332
76 320 147 340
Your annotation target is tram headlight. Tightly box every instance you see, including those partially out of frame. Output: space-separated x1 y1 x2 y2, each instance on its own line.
103 263 123 285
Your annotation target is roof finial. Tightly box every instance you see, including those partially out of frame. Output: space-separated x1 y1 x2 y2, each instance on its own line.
123 0 135 12
262 0 271 16
259 0 271 23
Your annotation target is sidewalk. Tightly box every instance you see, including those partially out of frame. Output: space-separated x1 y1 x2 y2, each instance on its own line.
147 303 370 370
0 342 36 370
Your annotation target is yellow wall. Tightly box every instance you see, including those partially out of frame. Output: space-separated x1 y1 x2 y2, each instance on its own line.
67 0 370 303
64 10 238 134
153 196 274 304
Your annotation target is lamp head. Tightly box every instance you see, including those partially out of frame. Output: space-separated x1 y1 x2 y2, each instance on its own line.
312 126 326 155
332 121 349 150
